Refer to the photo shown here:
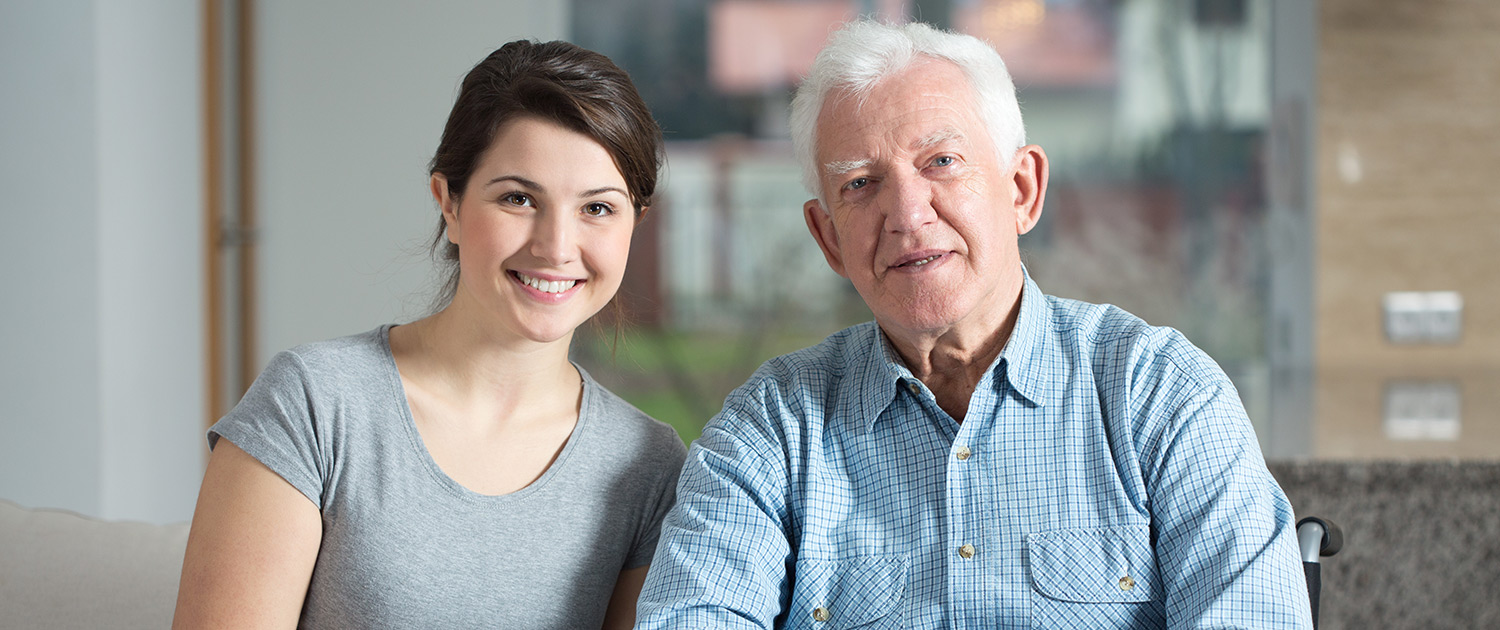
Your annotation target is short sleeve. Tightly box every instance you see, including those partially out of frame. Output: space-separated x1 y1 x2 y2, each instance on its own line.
626 430 688 569
208 350 326 508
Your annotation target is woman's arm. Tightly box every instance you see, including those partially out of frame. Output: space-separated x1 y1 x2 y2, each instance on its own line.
172 439 323 629
601 565 651 630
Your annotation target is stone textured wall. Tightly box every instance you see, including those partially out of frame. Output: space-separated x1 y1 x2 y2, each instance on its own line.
1269 461 1500 629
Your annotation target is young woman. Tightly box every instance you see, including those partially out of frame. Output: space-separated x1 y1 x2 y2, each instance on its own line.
172 40 686 629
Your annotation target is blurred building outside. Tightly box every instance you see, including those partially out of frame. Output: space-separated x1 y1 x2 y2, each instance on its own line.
570 0 1282 445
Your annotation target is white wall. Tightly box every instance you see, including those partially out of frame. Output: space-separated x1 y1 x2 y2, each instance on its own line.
0 0 205 523
96 0 207 523
0 0 104 518
0 0 569 523
254 1 569 363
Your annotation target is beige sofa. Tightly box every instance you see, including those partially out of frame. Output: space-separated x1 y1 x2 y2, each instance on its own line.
0 499 189 629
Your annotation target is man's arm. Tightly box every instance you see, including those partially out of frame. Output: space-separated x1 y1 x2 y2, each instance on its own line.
1145 379 1313 629
635 423 794 629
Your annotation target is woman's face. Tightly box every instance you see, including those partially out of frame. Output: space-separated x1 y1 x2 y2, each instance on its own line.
437 116 636 345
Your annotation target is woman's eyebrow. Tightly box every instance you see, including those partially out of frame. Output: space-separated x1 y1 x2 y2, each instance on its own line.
483 174 543 191
580 186 629 198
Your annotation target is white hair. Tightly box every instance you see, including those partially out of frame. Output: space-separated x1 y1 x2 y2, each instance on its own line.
789 20 1026 200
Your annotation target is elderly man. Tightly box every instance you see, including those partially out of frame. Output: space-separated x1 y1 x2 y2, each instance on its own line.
636 20 1311 629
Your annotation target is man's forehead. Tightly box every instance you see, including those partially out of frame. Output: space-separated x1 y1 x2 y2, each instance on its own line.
820 126 967 174
817 111 974 160
815 63 979 156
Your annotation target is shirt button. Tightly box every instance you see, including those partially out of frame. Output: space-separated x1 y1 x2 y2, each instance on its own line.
954 445 972 460
813 606 831 622
958 543 976 559
1119 575 1136 591
905 380 921 395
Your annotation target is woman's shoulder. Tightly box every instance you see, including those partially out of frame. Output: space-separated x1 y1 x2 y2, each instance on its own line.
274 326 392 375
578 368 688 466
238 326 399 415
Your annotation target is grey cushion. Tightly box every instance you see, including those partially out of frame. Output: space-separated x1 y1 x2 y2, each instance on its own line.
0 499 189 629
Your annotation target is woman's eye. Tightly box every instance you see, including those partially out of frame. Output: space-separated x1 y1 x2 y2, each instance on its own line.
931 155 955 167
582 202 613 217
502 192 533 207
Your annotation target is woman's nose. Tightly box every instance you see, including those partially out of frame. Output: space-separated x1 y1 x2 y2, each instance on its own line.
529 211 578 265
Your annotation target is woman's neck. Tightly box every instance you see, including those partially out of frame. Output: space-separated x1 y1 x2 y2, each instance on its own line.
388 301 581 427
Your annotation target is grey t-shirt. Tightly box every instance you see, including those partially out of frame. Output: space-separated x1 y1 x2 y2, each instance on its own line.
208 326 687 629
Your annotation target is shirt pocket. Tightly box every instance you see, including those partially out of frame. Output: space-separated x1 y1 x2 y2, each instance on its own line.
786 554 907 629
1027 525 1160 604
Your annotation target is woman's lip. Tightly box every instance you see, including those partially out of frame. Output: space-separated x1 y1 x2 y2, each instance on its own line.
509 269 582 283
508 270 585 302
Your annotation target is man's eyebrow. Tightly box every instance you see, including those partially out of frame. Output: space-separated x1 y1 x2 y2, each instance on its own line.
823 159 871 176
914 127 964 151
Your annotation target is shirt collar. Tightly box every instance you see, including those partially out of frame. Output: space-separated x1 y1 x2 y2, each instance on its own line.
841 269 1062 432
848 324 907 432
997 271 1062 408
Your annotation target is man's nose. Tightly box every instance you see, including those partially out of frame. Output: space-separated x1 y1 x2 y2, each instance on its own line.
882 171 937 233
530 210 578 265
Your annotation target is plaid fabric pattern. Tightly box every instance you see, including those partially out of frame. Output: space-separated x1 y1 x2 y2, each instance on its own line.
637 275 1312 629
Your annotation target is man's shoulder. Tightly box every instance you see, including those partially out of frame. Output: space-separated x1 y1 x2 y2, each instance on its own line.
706 321 878 442
739 321 878 393
1042 293 1226 387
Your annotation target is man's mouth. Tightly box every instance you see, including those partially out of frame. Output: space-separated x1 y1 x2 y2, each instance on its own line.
891 251 948 269
898 255 941 268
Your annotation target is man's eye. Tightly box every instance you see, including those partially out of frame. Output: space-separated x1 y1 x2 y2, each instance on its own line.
845 177 869 191
583 202 613 217
503 192 533 206
932 155 955 167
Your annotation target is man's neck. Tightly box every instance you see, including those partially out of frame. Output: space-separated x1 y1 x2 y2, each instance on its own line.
882 288 1025 423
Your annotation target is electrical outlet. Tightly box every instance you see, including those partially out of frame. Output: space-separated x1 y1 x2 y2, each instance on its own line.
1383 381 1461 441
1383 291 1463 344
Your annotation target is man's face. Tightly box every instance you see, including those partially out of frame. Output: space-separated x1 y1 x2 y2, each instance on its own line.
804 58 1046 343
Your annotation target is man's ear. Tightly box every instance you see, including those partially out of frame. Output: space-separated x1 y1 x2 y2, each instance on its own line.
1010 144 1049 235
803 199 848 278
431 174 460 244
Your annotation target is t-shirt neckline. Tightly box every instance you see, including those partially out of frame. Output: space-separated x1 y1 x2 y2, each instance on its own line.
374 323 593 503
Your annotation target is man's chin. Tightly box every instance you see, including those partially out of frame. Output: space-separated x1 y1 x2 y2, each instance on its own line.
872 308 964 341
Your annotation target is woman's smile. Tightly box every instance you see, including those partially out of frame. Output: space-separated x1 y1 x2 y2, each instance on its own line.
509 269 585 303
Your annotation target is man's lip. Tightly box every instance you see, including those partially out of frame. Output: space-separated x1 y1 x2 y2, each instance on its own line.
888 250 950 268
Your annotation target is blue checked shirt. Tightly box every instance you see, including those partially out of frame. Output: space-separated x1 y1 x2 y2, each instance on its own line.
636 276 1312 629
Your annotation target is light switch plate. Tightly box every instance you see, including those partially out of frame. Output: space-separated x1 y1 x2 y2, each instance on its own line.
1384 291 1463 343
1384 380 1461 441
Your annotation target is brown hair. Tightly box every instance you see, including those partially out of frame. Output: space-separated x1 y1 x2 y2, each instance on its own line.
427 39 664 308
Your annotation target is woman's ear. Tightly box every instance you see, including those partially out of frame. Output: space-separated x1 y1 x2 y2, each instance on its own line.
431 174 460 244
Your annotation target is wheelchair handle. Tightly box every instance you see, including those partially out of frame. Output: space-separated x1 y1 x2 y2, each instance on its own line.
1297 516 1344 563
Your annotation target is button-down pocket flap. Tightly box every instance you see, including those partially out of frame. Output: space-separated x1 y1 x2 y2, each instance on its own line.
1027 526 1158 603
791 555 907 627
